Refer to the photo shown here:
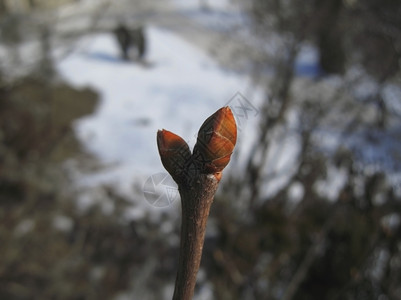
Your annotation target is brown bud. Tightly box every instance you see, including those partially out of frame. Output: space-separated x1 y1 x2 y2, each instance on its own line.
157 129 191 181
193 106 237 174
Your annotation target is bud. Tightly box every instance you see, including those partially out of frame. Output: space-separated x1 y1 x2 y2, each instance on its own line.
193 106 237 174
157 129 191 181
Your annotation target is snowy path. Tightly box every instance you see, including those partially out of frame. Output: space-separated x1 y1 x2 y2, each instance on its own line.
54 0 253 72
55 1 264 208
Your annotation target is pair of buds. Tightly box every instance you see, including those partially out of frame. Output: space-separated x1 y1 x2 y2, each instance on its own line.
157 107 237 184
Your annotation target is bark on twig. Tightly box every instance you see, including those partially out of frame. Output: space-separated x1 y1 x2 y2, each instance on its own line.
157 107 237 300
173 175 219 300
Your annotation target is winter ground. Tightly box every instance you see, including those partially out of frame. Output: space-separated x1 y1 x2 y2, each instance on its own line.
52 0 400 214
56 25 264 212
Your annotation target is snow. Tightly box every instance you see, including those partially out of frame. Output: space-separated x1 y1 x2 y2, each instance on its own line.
51 0 400 211
383 84 401 117
56 26 261 199
173 0 248 33
259 130 302 198
53 215 74 232
174 0 235 11
287 181 304 203
294 43 322 78
315 166 348 201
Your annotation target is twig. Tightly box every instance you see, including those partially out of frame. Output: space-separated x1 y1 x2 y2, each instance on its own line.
157 107 237 300
173 174 219 300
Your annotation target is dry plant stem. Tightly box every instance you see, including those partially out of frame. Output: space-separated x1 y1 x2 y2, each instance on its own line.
172 174 219 300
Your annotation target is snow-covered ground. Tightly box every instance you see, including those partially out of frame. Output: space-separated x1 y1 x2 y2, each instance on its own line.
56 26 263 207
4 0 396 213
173 0 246 32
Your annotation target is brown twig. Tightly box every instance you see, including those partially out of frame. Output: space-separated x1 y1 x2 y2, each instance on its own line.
173 174 219 300
157 107 237 300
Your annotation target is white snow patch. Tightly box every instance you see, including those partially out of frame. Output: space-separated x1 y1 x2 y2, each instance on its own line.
174 0 234 11
288 181 304 203
53 215 74 232
56 26 261 208
315 166 348 201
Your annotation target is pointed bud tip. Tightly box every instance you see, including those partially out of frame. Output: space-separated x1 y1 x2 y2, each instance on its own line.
157 129 191 182
193 106 237 174
215 106 237 145
157 129 189 151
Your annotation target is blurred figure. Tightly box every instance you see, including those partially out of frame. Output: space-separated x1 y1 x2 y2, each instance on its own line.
113 23 146 61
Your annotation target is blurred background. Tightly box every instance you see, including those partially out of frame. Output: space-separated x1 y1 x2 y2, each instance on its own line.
1 0 400 299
